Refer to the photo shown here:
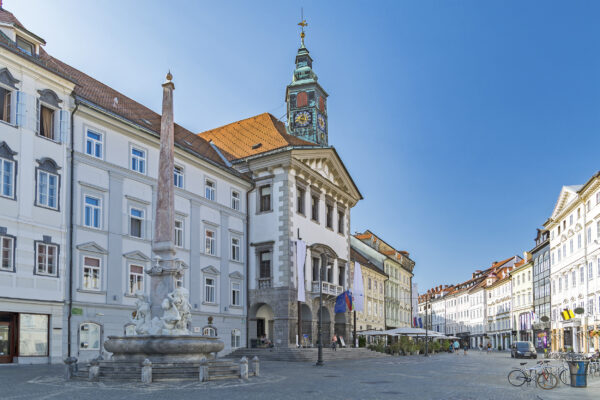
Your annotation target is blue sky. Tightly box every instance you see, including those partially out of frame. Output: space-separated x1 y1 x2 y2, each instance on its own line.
9 1 600 291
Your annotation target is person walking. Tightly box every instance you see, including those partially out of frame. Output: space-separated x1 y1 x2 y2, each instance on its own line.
487 342 492 354
453 340 460 355
463 342 468 356
331 334 337 351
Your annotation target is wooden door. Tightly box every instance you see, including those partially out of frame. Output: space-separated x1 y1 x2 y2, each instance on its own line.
0 320 14 363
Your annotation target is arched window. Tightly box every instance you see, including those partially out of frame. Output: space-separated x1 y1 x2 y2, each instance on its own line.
231 329 241 348
79 322 101 350
203 327 216 337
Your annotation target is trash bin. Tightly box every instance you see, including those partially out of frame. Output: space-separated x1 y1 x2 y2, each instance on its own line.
568 360 589 388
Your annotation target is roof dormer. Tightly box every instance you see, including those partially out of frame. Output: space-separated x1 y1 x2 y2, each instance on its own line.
0 6 46 57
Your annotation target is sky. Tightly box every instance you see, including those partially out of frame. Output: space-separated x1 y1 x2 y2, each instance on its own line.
7 1 600 292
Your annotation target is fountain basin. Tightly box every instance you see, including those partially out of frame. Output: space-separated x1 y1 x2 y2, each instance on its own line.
104 335 224 362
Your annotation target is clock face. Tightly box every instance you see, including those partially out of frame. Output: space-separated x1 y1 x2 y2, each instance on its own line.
317 113 326 132
294 111 312 127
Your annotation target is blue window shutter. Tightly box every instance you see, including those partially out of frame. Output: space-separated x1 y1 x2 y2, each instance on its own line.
59 110 70 143
15 91 26 127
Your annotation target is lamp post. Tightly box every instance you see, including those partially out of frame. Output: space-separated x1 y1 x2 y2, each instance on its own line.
424 294 429 357
316 253 327 366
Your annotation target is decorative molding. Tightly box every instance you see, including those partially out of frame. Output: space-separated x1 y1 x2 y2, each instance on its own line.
201 265 220 275
76 241 108 255
125 194 151 205
229 271 243 280
36 157 61 172
0 141 17 160
0 67 19 89
123 250 151 262
37 89 62 108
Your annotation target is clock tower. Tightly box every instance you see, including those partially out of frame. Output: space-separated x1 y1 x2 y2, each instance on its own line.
286 20 329 145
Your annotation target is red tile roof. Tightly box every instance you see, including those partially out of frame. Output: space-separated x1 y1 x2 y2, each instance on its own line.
197 113 317 161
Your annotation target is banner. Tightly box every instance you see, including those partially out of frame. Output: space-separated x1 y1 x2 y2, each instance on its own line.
296 240 307 302
352 261 364 312
335 291 352 313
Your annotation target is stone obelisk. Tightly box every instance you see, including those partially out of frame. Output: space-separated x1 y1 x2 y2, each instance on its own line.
148 71 183 318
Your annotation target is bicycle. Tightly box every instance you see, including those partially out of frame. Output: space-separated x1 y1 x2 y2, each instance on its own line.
508 361 558 390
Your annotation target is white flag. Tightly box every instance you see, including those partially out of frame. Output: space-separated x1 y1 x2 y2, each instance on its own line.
296 240 307 302
352 261 364 312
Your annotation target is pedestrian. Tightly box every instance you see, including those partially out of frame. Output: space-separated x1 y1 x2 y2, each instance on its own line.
449 343 453 353
331 334 337 351
487 342 492 354
463 343 468 356
453 340 459 355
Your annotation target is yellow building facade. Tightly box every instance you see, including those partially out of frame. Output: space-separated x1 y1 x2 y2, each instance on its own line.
351 248 387 332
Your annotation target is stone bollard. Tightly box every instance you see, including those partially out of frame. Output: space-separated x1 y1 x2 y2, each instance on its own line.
64 357 78 380
239 356 248 380
88 359 100 381
251 356 260 377
141 359 152 384
199 358 209 382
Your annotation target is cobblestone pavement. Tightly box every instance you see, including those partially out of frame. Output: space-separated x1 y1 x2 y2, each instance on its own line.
0 351 597 399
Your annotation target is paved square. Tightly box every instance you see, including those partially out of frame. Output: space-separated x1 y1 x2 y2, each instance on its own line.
1 352 597 399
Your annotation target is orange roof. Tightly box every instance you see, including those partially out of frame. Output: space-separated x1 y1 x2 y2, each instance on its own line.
197 113 317 161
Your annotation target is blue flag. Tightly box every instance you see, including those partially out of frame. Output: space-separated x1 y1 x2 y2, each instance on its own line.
334 292 347 313
418 317 423 328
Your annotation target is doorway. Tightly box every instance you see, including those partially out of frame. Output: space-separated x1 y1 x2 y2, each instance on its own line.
0 313 16 363
257 319 265 338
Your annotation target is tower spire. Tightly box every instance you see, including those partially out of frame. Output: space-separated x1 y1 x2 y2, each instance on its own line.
298 8 308 47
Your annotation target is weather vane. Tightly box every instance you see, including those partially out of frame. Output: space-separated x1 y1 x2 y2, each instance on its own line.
298 8 308 46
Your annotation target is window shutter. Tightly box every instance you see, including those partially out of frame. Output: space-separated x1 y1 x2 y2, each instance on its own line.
35 98 40 134
15 91 26 127
60 110 70 144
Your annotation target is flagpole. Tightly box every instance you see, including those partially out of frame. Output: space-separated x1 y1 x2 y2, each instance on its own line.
353 310 357 348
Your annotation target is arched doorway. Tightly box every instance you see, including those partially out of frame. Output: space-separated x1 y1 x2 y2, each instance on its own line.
317 305 331 345
300 304 312 347
249 303 274 346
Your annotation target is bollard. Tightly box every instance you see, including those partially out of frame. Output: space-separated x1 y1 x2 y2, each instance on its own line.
64 357 78 380
239 356 249 380
199 358 209 382
251 356 260 377
141 359 152 384
88 359 100 381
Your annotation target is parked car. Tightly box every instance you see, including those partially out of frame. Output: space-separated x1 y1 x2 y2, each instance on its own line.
511 341 537 359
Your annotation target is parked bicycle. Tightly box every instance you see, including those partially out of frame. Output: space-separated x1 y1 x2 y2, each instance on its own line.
508 361 558 390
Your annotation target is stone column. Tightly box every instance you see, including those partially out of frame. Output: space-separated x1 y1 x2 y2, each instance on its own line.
148 72 184 318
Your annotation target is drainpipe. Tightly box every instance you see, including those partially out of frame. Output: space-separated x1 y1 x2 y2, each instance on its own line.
67 100 79 357
245 177 255 348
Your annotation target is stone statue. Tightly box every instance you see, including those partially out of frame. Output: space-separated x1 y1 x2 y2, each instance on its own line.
158 287 191 335
131 293 152 335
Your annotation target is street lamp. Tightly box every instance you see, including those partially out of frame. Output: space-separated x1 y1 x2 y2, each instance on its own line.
316 253 327 366
424 294 429 357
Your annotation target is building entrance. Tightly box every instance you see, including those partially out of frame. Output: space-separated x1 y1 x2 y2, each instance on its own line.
0 313 16 363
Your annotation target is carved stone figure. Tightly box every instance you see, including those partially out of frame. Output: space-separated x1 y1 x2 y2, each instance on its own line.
131 293 152 335
156 287 191 335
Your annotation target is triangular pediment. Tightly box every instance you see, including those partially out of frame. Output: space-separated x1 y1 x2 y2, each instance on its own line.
551 185 582 221
123 250 151 262
229 271 244 280
76 241 107 254
292 148 361 204
202 265 220 275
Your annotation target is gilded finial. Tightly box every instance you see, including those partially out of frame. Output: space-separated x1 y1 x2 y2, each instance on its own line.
298 8 308 46
166 70 173 82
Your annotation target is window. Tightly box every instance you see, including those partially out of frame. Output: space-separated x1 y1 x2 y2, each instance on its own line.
85 130 103 158
174 219 183 247
580 267 585 284
0 86 12 124
128 264 144 295
259 251 271 278
578 234 581 249
588 227 592 244
36 242 57 276
129 208 144 238
572 271 576 287
558 249 561 261
203 327 216 336
326 204 333 228
569 215 573 225
39 105 55 140
0 157 14 198
16 36 34 55
231 191 240 210
174 166 184 188
83 257 100 290
205 179 215 201
84 195 101 228
1 235 14 271
231 329 241 348
311 194 319 222
19 314 48 356
368 278 372 290
589 299 595 315
338 210 344 234
37 170 58 209
130 147 146 174
259 185 271 212
231 237 240 261
297 186 305 214
569 239 573 253
205 278 215 303
589 262 593 280
205 229 216 255
231 281 241 306
79 322 100 351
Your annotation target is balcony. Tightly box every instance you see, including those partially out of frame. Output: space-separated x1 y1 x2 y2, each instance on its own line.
258 278 272 289
311 281 343 297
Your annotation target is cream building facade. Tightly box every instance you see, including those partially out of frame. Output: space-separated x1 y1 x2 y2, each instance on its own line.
510 256 534 342
545 172 600 352
350 248 387 332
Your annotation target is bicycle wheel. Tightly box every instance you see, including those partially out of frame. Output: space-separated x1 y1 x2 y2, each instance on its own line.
537 372 558 390
559 369 570 385
508 369 527 387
